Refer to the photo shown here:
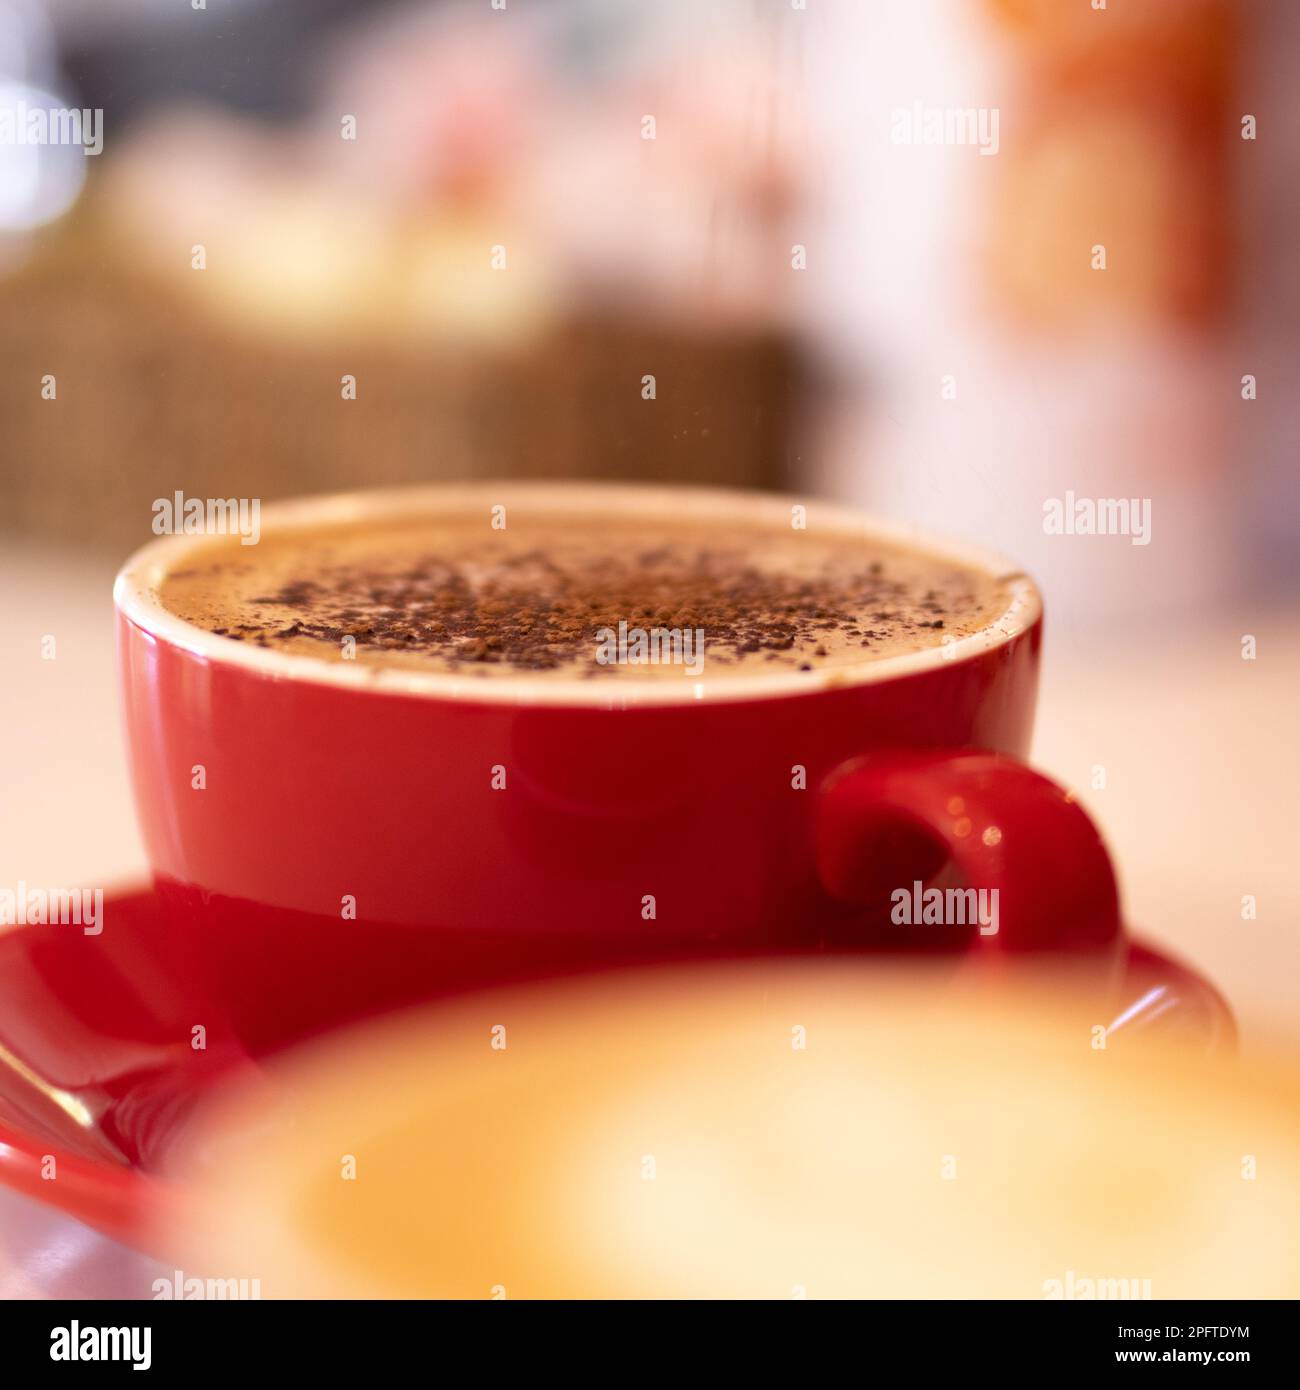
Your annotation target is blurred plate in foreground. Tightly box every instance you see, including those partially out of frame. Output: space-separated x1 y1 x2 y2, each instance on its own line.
170 958 1298 1299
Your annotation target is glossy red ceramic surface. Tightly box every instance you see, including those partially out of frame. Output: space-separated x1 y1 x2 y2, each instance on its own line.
117 599 1060 1050
106 483 1157 1050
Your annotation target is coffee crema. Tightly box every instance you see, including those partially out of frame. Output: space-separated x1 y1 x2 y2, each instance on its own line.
157 513 1011 680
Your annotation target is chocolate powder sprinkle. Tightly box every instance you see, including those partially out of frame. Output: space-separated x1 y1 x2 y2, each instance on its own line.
159 519 1009 679
228 543 967 674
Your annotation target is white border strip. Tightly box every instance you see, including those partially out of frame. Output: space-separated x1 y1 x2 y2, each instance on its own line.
113 482 1042 709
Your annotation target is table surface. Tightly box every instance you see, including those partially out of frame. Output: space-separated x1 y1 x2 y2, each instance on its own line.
2 539 1297 1296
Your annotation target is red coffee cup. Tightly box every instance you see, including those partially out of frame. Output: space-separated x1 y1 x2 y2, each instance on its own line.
115 483 1120 1051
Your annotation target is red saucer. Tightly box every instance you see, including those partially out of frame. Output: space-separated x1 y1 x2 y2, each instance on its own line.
0 884 1235 1255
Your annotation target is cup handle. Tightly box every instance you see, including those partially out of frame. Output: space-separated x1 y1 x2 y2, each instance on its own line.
815 750 1122 951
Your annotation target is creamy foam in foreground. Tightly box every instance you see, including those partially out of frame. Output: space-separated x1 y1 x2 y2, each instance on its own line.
157 513 1011 680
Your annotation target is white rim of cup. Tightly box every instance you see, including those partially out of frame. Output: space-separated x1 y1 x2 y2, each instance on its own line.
113 481 1042 709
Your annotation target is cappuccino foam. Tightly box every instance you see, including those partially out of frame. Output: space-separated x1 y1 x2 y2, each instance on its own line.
158 511 1012 681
